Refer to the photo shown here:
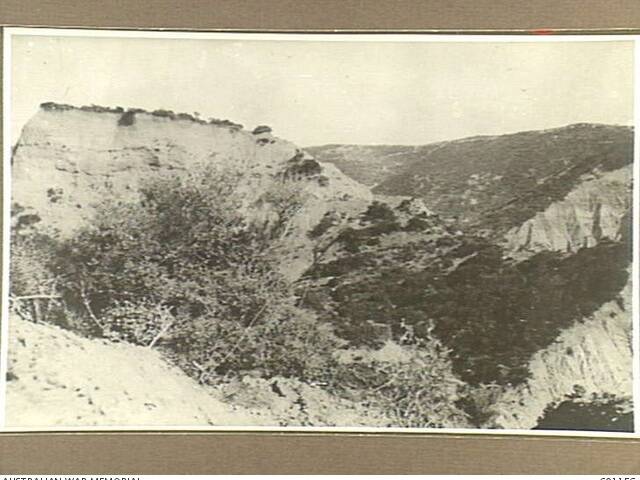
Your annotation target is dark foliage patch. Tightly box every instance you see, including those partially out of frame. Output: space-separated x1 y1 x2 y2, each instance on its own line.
41 102 243 129
361 201 397 224
306 227 630 386
424 240 629 385
208 118 243 129
40 102 76 111
252 125 273 135
534 395 633 432
118 110 136 126
80 105 124 114
279 153 323 181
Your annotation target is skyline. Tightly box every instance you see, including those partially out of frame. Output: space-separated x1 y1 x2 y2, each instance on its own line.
9 34 634 147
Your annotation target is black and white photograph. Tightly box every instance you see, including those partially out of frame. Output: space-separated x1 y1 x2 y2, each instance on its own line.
1 29 637 434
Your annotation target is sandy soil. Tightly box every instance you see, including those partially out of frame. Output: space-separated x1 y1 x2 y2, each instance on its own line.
5 316 275 428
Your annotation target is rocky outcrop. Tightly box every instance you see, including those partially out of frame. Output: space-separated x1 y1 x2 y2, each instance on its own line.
490 274 633 430
503 166 632 258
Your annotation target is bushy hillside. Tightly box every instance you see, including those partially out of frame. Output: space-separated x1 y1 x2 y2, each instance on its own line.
8 104 470 429
8 104 634 431
304 144 441 187
302 197 631 387
310 124 633 234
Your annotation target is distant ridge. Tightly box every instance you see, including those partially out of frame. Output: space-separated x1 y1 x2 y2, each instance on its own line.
307 123 633 233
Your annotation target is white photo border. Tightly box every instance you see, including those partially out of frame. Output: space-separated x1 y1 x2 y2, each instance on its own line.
1 27 638 438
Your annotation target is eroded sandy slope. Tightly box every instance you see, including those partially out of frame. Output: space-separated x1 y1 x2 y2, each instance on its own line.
5 316 273 428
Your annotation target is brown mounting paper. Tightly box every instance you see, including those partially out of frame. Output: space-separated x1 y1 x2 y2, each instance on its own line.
1 0 640 475
0 0 640 32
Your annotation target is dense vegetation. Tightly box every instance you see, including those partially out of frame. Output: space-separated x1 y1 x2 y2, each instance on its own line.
14 168 342 382
10 165 469 428
10 117 633 428
304 203 631 386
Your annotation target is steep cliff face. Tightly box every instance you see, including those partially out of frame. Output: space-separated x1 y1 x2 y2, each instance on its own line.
13 106 289 233
13 105 371 232
488 162 634 429
503 166 632 258
12 104 373 281
491 275 633 430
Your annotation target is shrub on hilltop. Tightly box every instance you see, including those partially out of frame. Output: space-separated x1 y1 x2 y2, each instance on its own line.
252 125 272 135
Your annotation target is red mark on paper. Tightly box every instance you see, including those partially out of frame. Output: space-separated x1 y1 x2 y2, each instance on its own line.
531 29 555 35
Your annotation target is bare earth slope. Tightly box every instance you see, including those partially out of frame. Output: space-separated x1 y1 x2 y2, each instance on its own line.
6 316 392 428
6 316 272 427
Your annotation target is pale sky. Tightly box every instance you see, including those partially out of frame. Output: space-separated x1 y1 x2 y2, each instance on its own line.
10 34 634 147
